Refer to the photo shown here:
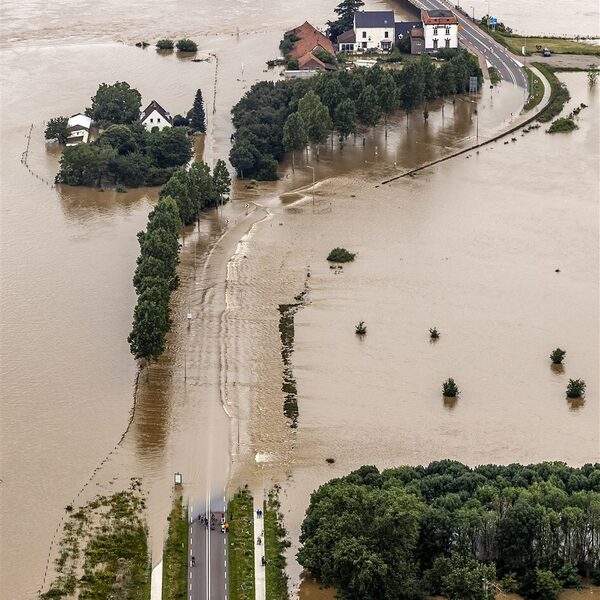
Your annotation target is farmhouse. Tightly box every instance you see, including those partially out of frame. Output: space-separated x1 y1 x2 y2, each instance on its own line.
421 9 458 51
140 100 173 131
354 10 395 51
285 21 336 71
66 113 92 145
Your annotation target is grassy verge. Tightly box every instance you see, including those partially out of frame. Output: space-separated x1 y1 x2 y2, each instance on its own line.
523 67 545 111
264 487 290 600
532 63 571 122
228 489 255 600
162 493 189 600
488 66 501 86
41 480 150 599
490 31 600 56
547 117 577 133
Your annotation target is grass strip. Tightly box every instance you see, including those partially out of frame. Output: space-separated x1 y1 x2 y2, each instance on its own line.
489 31 600 56
228 489 255 600
41 480 150 600
532 63 571 122
523 67 545 111
264 487 290 600
488 66 501 86
162 493 189 600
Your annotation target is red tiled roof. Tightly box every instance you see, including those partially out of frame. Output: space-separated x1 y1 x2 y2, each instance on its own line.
422 9 458 25
298 52 327 70
286 21 335 60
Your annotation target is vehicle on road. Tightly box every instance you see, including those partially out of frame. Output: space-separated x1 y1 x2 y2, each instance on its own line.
543 48 552 57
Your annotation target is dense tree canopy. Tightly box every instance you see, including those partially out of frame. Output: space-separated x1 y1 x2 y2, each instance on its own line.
327 0 365 40
44 116 69 144
86 81 142 125
298 461 600 600
229 51 482 180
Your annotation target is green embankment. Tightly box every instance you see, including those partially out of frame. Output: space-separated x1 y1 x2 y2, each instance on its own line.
264 488 290 600
532 63 571 122
228 489 255 600
162 494 189 600
523 67 545 111
490 31 600 56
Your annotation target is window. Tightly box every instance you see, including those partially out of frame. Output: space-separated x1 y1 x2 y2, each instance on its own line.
361 41 367 48
157 118 161 122
362 31 367 38
445 38 450 48
433 38 438 49
384 31 389 38
445 27 450 35
150 118 153 123
433 27 438 35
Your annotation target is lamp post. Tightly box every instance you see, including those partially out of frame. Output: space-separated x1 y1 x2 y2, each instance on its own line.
470 99 479 143
471 5 475 21
306 165 315 206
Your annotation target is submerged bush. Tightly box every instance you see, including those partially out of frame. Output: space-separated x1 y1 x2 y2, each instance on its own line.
550 348 566 364
176 38 198 52
547 117 577 133
355 321 367 335
566 379 586 399
156 39 174 50
327 247 355 262
442 378 459 397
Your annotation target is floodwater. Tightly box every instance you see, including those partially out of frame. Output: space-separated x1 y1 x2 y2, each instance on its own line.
0 0 598 598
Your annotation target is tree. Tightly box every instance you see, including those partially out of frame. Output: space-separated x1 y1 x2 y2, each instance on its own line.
520 569 561 600
176 38 197 52
45 117 69 144
127 289 171 360
441 558 496 600
190 89 206 133
156 39 174 50
97 124 138 155
566 379 585 399
298 91 332 160
86 81 142 125
399 62 425 127
283 112 308 171
229 140 259 179
334 99 357 144
160 168 195 224
147 127 193 168
357 84 382 128
133 255 179 292
187 161 215 211
327 0 365 40
212 159 231 206
550 348 566 365
442 378 459 397
589 65 599 86
376 71 396 137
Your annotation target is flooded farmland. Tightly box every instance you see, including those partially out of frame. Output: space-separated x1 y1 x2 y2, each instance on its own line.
0 0 599 598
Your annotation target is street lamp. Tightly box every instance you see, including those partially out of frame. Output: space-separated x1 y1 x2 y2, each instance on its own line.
470 5 475 21
470 99 479 143
306 165 315 206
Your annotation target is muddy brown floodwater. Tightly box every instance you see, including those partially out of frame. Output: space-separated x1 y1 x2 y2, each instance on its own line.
0 0 598 598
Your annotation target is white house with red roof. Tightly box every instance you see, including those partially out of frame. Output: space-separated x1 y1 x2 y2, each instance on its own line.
421 9 458 51
140 100 173 131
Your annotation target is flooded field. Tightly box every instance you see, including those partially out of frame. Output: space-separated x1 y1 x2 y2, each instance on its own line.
0 0 598 597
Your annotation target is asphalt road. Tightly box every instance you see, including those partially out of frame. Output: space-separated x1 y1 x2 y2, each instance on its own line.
417 0 528 88
188 496 229 600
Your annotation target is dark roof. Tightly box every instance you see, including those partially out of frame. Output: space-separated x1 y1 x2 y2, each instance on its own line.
426 9 454 18
140 100 173 125
354 11 395 28
395 21 422 39
337 29 356 44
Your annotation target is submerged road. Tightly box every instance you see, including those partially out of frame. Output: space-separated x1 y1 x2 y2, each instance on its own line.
417 0 528 88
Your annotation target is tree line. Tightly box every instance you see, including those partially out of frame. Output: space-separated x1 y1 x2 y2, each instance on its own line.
128 159 231 360
47 82 207 188
229 52 482 180
298 460 600 600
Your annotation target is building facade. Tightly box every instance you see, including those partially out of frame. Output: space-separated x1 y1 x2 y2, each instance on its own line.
140 100 173 131
353 11 395 51
421 9 458 51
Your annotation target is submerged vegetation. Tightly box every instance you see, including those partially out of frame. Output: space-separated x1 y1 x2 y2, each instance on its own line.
228 489 255 600
442 378 459 397
298 461 600 600
547 117 577 133
523 67 545 112
550 348 566 365
533 64 571 123
41 480 149 599
162 494 189 600
264 487 290 600
327 247 355 262
229 51 482 180
566 379 586 399
355 321 367 335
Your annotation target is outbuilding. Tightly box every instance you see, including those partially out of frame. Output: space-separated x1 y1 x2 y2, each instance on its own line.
66 113 92 145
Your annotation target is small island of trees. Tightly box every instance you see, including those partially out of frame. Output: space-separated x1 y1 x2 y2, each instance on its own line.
298 461 600 600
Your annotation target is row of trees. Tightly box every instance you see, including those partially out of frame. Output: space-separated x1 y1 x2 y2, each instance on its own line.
128 196 181 360
56 124 192 187
160 159 231 225
298 461 600 600
229 52 482 180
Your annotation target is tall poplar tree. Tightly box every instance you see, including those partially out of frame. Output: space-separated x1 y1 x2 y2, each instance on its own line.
283 112 308 171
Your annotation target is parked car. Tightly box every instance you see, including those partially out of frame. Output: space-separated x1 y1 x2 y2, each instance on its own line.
542 48 552 57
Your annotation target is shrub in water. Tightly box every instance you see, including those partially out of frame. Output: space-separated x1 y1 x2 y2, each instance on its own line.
442 378 459 398
327 247 355 263
176 38 198 52
566 379 585 399
156 39 174 50
355 321 367 335
550 348 566 364
429 327 440 339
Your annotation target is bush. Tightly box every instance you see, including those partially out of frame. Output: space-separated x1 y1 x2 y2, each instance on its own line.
355 321 367 335
313 47 335 65
500 573 519 593
176 38 198 52
556 564 580 588
520 569 561 600
287 58 299 70
547 117 577 133
550 348 566 364
566 379 586 398
172 114 190 127
327 247 355 262
442 378 459 397
429 327 440 339
156 39 174 50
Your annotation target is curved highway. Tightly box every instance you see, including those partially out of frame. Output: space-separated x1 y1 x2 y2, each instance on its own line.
417 0 528 88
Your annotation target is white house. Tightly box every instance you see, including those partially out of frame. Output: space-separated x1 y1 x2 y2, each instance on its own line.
422 9 458 51
66 113 92 145
353 11 395 52
140 100 173 131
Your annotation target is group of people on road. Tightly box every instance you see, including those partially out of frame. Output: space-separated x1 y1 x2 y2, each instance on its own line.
198 512 229 533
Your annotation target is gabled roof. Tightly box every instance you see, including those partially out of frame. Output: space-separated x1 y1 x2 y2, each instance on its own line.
286 21 335 60
67 113 92 130
395 21 422 39
354 11 395 29
140 100 173 125
422 9 458 25
337 29 356 44
298 52 328 70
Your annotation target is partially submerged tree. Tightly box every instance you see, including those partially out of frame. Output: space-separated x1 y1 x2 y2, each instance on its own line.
566 379 585 399
212 159 231 206
44 116 69 144
86 81 142 125
550 348 566 365
429 327 440 340
176 38 198 52
156 39 174 50
189 89 206 133
327 247 355 262
442 378 459 397
298 90 332 160
355 321 367 335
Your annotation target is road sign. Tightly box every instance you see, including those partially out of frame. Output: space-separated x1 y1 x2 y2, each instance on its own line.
469 76 479 92
489 17 497 25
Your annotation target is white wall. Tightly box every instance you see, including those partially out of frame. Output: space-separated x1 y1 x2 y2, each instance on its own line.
66 128 89 145
141 109 172 131
424 23 458 50
354 26 395 50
